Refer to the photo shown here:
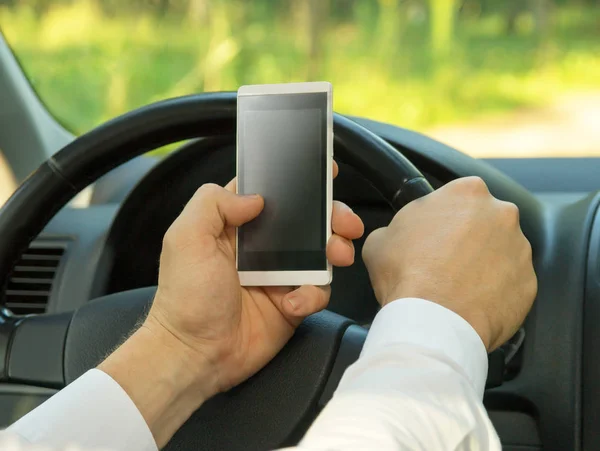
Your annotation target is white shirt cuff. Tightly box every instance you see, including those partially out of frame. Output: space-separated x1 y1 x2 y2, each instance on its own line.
8 369 157 451
360 298 489 398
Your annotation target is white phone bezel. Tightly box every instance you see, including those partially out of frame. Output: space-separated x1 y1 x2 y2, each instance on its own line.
236 82 333 287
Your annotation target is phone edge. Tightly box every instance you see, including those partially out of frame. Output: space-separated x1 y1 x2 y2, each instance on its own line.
236 82 333 286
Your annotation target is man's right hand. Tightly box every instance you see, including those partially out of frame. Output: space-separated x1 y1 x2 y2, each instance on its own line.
362 176 537 352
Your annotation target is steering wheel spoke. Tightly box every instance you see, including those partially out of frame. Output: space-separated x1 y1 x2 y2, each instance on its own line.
0 310 71 388
62 287 359 450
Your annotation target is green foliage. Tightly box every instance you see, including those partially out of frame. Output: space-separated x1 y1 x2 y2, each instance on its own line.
429 0 458 57
0 0 599 138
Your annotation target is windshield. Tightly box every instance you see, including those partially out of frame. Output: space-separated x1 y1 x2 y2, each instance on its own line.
1 1 599 158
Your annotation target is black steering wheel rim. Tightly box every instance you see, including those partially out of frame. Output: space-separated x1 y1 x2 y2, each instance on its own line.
0 91 432 313
0 92 433 450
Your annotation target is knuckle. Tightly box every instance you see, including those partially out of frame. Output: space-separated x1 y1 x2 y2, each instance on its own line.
363 227 386 261
194 183 221 199
500 201 520 225
162 224 182 250
523 236 534 259
452 176 489 196
527 275 538 300
520 245 537 302
316 285 330 308
520 272 538 309
299 285 329 315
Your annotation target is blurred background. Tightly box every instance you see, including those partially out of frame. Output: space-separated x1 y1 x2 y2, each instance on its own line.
0 0 599 158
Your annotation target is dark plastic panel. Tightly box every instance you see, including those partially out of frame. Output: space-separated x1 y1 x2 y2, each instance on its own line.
485 193 600 451
486 158 600 193
7 312 71 387
489 411 542 446
0 384 56 427
40 204 120 312
0 393 52 427
504 447 542 451
90 156 158 205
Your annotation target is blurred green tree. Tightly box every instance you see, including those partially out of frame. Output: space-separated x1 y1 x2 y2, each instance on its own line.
428 0 457 58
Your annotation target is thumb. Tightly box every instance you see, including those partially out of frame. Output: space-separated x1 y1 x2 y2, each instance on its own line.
279 285 331 327
185 183 264 236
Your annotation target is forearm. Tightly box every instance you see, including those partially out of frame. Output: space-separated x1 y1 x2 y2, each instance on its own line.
5 369 157 451
98 316 220 448
300 346 499 450
7 316 219 451
296 299 501 451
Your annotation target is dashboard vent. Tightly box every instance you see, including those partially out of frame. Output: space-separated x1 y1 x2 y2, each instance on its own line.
4 241 68 316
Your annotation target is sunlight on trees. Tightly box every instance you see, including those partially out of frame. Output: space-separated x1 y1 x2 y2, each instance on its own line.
0 0 598 140
429 0 457 58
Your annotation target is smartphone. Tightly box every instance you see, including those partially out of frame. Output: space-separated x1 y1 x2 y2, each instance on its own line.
236 82 333 286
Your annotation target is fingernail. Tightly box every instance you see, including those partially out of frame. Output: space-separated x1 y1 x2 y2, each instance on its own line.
286 295 298 311
242 193 261 199
340 203 354 214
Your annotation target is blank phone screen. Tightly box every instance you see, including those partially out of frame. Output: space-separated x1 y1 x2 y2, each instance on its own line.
237 92 328 271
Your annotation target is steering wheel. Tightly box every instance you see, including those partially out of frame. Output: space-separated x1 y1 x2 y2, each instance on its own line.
0 92 433 450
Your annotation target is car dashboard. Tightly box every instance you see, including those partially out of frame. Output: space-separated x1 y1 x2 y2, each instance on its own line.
2 118 600 451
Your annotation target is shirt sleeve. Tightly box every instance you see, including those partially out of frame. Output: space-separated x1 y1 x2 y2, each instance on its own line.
4 369 157 451
292 298 502 451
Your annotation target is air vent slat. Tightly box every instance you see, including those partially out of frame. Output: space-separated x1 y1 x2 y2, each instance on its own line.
9 277 54 284
8 281 53 292
20 254 62 261
3 240 67 316
6 290 51 297
14 266 57 273
15 259 60 268
6 302 49 309
5 303 47 315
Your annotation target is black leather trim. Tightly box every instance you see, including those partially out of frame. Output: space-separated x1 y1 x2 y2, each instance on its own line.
391 176 433 209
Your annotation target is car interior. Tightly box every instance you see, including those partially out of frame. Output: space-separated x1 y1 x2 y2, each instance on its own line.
1 14 600 450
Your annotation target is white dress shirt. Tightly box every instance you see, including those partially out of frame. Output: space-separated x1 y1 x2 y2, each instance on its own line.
1 298 501 450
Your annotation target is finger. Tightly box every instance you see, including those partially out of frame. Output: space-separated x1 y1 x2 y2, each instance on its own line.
185 183 264 236
332 201 364 240
327 234 355 267
280 285 332 326
333 160 339 179
225 178 236 193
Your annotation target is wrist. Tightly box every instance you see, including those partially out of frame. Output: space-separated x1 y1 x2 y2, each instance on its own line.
98 317 220 447
380 285 494 351
141 313 223 398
